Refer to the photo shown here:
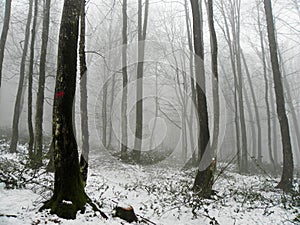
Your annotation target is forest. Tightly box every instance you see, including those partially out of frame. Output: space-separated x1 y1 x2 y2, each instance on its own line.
0 0 299 224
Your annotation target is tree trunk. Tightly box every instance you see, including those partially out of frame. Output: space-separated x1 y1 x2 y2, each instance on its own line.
79 0 89 185
40 0 87 219
10 0 33 153
0 0 12 86
34 0 51 166
190 0 211 195
121 0 128 160
206 0 219 157
133 0 149 161
28 0 39 159
264 0 294 191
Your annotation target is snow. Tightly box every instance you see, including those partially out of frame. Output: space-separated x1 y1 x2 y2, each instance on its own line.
0 142 299 225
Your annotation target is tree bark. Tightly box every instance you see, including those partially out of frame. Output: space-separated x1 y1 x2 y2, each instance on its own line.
0 0 12 86
190 0 211 195
121 0 128 160
133 0 149 161
28 0 39 159
10 0 33 153
34 0 51 166
264 0 294 191
79 0 89 185
40 0 87 218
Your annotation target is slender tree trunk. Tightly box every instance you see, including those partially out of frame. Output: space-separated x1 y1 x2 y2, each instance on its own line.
27 0 39 158
149 64 158 150
133 0 149 161
102 71 108 148
264 0 294 191
184 0 197 164
79 0 89 185
233 0 248 173
34 0 51 165
121 0 128 160
241 52 262 162
257 2 275 171
40 0 87 218
206 0 219 157
0 0 12 86
10 0 33 153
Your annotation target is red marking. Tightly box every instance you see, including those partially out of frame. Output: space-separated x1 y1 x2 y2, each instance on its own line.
55 91 65 98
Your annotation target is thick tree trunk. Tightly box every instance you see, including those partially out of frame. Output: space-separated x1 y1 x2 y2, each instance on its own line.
34 0 51 166
264 0 294 191
28 0 39 158
10 0 33 153
40 0 87 219
190 0 211 195
79 0 89 185
0 0 12 86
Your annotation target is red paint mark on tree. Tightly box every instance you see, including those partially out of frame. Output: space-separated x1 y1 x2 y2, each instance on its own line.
55 91 65 98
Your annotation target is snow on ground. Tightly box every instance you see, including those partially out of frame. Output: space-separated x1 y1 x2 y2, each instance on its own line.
0 141 299 225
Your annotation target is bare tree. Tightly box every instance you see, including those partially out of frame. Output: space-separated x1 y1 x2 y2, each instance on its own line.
10 0 33 153
264 0 294 191
40 0 87 218
34 0 51 166
0 0 12 86
27 0 39 158
133 0 149 161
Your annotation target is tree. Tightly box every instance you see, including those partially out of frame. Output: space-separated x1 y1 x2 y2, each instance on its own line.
10 0 33 153
0 0 12 86
133 0 149 161
190 0 212 196
34 0 51 165
79 0 89 185
121 0 128 160
206 0 219 157
263 0 294 191
27 0 39 158
40 0 87 218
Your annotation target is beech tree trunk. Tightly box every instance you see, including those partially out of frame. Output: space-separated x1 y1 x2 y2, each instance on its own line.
133 0 149 161
34 0 51 165
264 0 294 191
28 0 39 158
0 0 12 86
10 0 33 153
40 0 87 218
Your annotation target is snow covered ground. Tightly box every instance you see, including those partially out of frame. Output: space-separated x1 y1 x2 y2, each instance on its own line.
0 142 299 225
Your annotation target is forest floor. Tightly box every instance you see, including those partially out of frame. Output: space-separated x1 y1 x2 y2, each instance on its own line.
0 140 299 225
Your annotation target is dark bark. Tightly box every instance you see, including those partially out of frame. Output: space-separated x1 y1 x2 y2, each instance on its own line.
264 0 294 191
40 0 87 219
133 0 149 161
0 0 12 86
34 0 51 165
190 0 211 193
79 0 89 185
27 0 38 158
10 0 33 153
